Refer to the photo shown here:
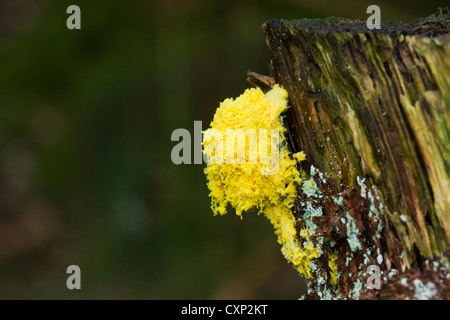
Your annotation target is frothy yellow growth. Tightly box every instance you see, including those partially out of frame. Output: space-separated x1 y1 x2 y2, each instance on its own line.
203 85 319 277
328 252 338 286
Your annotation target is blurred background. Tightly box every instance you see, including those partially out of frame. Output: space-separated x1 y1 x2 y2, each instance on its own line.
0 0 445 299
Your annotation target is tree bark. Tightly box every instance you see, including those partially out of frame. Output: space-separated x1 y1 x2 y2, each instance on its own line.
261 8 450 299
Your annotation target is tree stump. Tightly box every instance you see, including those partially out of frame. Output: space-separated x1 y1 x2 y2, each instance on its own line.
260 8 450 299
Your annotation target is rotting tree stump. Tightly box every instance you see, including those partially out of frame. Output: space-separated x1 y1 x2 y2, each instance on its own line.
254 8 450 299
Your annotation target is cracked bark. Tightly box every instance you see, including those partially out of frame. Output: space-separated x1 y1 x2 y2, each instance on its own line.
260 9 450 299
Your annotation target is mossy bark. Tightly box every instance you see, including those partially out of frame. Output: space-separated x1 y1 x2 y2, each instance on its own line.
261 9 450 299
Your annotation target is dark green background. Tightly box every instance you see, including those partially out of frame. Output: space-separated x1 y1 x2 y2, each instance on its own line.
0 0 444 299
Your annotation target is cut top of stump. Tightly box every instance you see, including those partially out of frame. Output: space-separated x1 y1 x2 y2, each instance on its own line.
264 8 449 38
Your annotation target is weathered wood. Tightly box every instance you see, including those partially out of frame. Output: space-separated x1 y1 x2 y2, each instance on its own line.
262 9 450 299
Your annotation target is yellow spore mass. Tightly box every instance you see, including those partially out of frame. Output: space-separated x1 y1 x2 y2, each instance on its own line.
328 251 338 286
203 85 319 277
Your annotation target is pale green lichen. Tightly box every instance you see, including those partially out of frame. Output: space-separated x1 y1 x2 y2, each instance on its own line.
413 280 438 300
400 278 409 287
302 177 322 198
357 176 367 196
351 279 363 299
303 201 323 234
310 165 327 185
377 254 383 264
333 195 344 207
366 189 384 234
346 212 362 251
